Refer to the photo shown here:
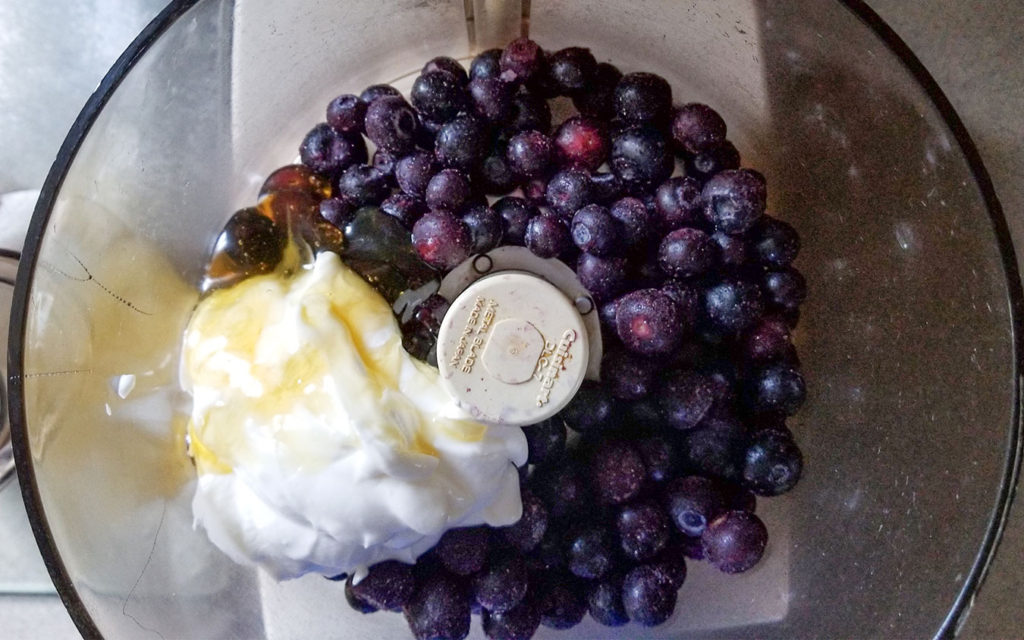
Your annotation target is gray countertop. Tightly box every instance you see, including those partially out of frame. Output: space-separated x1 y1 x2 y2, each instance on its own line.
0 1 1021 637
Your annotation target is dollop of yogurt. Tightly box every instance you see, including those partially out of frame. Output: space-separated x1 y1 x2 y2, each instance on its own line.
181 251 527 580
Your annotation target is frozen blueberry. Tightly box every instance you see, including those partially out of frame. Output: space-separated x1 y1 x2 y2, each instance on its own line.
663 476 727 537
538 578 587 630
335 164 390 206
721 480 759 513
524 215 571 259
502 489 548 553
591 171 625 204
506 130 554 179
659 370 715 430
609 196 656 250
412 70 467 123
412 210 473 270
360 84 401 105
679 415 748 480
469 76 515 122
659 281 702 329
743 428 803 496
365 95 419 155
412 294 450 335
423 56 468 84
560 381 617 432
436 527 491 576
547 46 597 94
482 599 541 640
637 435 677 484
372 149 399 178
570 204 622 257
470 48 503 81
461 204 504 253
326 94 367 134
615 288 684 355
610 126 674 192
506 91 552 133
404 572 471 640
546 168 594 220
573 62 623 120
348 560 415 611
493 196 537 246
601 349 656 400
702 169 767 235
747 364 806 415
577 253 628 302
702 510 768 574
621 564 678 626
534 462 588 518
751 215 800 267
650 542 689 588
425 169 472 211
617 501 671 561
742 316 792 364
525 527 567 573
554 116 610 171
395 151 437 198
711 230 749 267
299 123 368 176
478 149 518 195
345 579 379 614
686 139 741 183
381 193 428 228
567 527 617 579
587 573 629 627
762 267 807 311
614 71 672 125
671 103 727 154
435 116 490 171
704 277 765 333
659 228 720 278
655 176 704 229
473 550 528 613
590 440 646 505
319 196 357 229
522 418 567 465
500 37 545 83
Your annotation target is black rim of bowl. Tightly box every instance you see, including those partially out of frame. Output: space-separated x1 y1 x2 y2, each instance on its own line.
7 1 1023 638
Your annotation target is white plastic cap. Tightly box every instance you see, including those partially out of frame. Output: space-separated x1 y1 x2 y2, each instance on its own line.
437 272 589 426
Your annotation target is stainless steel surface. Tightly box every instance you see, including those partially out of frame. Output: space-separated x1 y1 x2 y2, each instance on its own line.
0 1 1021 638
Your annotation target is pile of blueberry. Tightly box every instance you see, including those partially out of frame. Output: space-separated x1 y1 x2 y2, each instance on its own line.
204 36 807 640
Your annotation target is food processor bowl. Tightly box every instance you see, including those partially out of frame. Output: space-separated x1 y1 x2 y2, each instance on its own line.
8 0 1021 638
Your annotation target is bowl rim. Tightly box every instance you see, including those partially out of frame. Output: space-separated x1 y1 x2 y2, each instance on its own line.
7 1 1022 638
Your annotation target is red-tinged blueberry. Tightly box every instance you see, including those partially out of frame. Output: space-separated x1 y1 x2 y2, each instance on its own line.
590 440 646 505
659 370 715 430
573 61 623 120
423 56 469 84
591 171 625 204
506 92 552 133
702 168 767 235
500 37 545 83
571 204 623 257
299 123 368 176
469 76 515 122
381 193 428 228
567 527 617 579
577 253 628 302
522 418 567 465
663 476 727 537
617 501 671 561
461 204 504 253
655 176 704 229
506 130 554 179
637 435 678 484
545 168 594 220
659 227 720 278
554 116 609 171
412 210 473 270
587 573 629 627
712 230 749 267
521 178 547 207
686 139 741 183
404 572 471 640
435 116 490 171
365 95 419 155
425 168 471 211
621 564 678 626
614 72 673 125
395 151 437 198
473 550 528 614
326 94 367 134
412 70 467 123
560 381 618 432
319 196 357 229
482 599 541 640
524 215 571 259
702 510 768 574
747 364 806 416
547 47 597 94
360 84 401 104
501 489 548 553
763 267 807 311
470 48 503 81
602 349 657 400
679 415 748 480
493 196 537 246
538 577 587 630
609 196 656 249
751 215 800 267
743 428 803 496
615 288 684 356
216 208 285 271
335 164 391 206
436 527 491 576
348 560 415 611
610 126 674 192
704 276 765 333
742 316 793 364
671 103 727 154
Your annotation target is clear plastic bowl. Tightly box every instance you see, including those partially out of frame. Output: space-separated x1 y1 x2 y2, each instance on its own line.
8 1 1022 638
